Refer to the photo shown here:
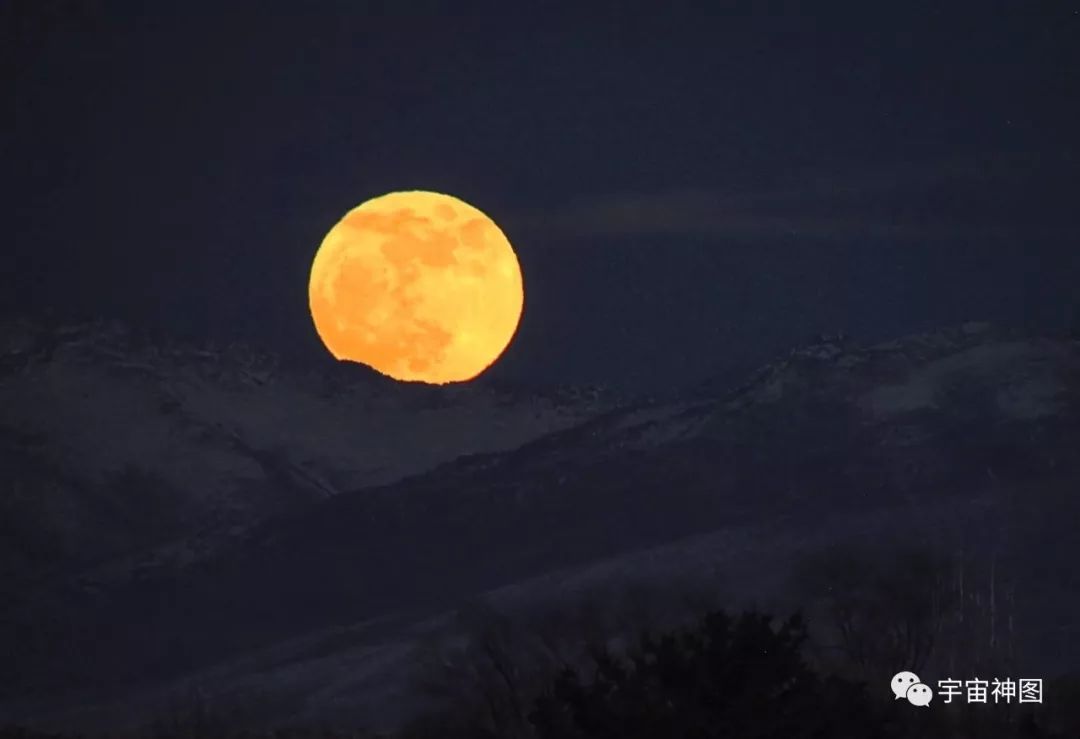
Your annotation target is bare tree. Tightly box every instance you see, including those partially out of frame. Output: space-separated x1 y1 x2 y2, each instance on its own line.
793 544 953 678
410 600 556 738
407 581 724 737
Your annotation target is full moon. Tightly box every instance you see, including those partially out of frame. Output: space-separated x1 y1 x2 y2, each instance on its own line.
308 191 524 384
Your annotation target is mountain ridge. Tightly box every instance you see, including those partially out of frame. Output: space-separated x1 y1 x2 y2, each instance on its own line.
0 315 620 600
2 320 1078 730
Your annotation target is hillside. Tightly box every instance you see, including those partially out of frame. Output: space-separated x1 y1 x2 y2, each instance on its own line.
2 322 1078 731
0 317 616 599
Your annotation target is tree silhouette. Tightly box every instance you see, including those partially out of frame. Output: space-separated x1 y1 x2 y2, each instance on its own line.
530 609 887 739
793 544 953 679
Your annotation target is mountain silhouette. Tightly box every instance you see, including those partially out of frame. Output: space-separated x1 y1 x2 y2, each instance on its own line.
2 322 1077 731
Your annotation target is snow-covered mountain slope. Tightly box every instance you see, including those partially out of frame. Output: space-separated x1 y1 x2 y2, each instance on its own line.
0 317 617 595
2 323 1078 731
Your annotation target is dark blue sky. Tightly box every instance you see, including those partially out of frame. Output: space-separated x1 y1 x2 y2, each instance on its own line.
7 1 1079 392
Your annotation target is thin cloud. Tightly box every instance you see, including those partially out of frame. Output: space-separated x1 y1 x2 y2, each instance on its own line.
506 153 1066 243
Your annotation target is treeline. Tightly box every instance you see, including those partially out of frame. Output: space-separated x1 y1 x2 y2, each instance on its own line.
397 543 1077 738
3 544 1077 738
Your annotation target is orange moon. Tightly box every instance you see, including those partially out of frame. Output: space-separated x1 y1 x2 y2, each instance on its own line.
308 191 524 384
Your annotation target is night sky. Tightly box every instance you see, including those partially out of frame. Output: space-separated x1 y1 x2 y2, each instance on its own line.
8 1 1080 393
